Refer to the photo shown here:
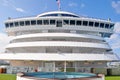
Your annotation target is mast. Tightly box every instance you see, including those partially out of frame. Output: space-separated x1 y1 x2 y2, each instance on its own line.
56 0 61 11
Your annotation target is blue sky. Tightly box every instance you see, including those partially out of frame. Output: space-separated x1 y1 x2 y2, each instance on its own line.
0 0 120 57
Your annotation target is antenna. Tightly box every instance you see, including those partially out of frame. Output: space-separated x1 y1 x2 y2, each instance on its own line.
56 0 61 11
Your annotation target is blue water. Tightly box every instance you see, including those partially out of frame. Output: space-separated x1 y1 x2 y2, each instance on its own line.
25 72 96 79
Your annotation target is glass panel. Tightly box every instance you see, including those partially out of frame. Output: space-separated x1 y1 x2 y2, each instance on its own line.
37 20 42 25
83 21 88 26
89 21 94 26
105 24 109 28
31 20 36 25
25 21 30 25
110 24 114 29
50 20 55 25
63 20 69 25
43 20 49 25
5 23 9 28
20 21 24 26
15 22 19 27
56 20 62 27
95 22 99 27
76 20 81 25
100 23 104 28
10 22 14 27
70 20 75 25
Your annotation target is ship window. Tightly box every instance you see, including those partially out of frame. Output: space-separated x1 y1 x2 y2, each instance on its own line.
10 22 14 27
110 24 114 29
31 20 36 25
95 22 99 27
76 20 81 25
43 20 49 25
37 20 42 25
5 23 9 28
50 20 55 25
25 21 30 25
89 21 94 26
15 22 19 27
105 24 109 29
100 23 104 28
56 20 62 27
63 20 69 25
83 21 88 26
20 21 24 26
70 20 75 25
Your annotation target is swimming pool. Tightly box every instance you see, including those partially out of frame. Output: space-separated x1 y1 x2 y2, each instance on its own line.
25 72 96 79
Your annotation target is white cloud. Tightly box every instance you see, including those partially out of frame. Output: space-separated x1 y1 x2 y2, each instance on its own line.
68 2 78 7
112 1 120 14
16 8 25 13
106 22 120 50
1 0 26 13
0 33 13 53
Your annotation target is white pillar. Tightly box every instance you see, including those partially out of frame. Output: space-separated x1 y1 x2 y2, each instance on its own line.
53 61 56 72
64 61 66 72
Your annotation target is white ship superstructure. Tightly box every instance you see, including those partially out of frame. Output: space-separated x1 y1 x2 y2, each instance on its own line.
0 11 118 73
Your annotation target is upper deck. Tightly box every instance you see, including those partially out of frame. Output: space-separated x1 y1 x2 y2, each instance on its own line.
4 11 114 37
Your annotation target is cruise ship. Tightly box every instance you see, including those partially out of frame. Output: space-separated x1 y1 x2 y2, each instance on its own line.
0 11 119 73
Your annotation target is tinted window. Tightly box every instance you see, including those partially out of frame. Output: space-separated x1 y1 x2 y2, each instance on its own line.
56 20 62 27
105 24 109 28
25 21 30 25
37 20 42 25
10 22 14 27
43 20 49 25
83 21 88 26
89 21 94 26
5 23 9 28
50 20 55 25
100 23 104 28
15 22 19 27
110 24 114 29
63 20 69 25
31 20 36 25
70 20 75 25
20 21 24 26
76 20 81 25
95 22 99 27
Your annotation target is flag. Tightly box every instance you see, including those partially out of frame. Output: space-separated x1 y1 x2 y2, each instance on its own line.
56 0 60 10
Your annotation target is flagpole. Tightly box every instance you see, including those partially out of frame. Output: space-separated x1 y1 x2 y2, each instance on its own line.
56 0 61 11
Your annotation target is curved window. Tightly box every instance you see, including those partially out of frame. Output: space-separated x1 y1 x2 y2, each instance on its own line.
25 21 30 25
83 21 88 26
76 20 82 25
63 20 69 25
43 20 49 25
10 22 14 27
89 21 94 27
20 21 24 26
95 22 99 27
5 23 9 28
100 23 104 28
31 20 36 25
40 13 79 18
110 24 114 29
50 20 55 25
15 22 19 27
37 20 42 25
105 24 109 29
70 20 75 25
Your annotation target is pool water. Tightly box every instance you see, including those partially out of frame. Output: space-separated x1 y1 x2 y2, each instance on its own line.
25 72 96 79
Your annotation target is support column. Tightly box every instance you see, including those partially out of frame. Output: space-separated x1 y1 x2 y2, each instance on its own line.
64 61 66 72
53 61 56 72
75 62 77 72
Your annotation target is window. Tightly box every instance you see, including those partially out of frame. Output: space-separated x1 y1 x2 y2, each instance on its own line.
95 22 99 27
110 24 114 29
25 21 30 25
70 20 75 25
31 20 36 25
43 20 49 25
37 20 42 25
100 23 104 28
83 21 88 26
5 23 9 28
105 24 109 29
10 22 14 27
14 22 19 27
20 21 24 26
63 20 69 25
56 20 62 27
50 20 55 25
89 21 94 26
76 20 82 25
